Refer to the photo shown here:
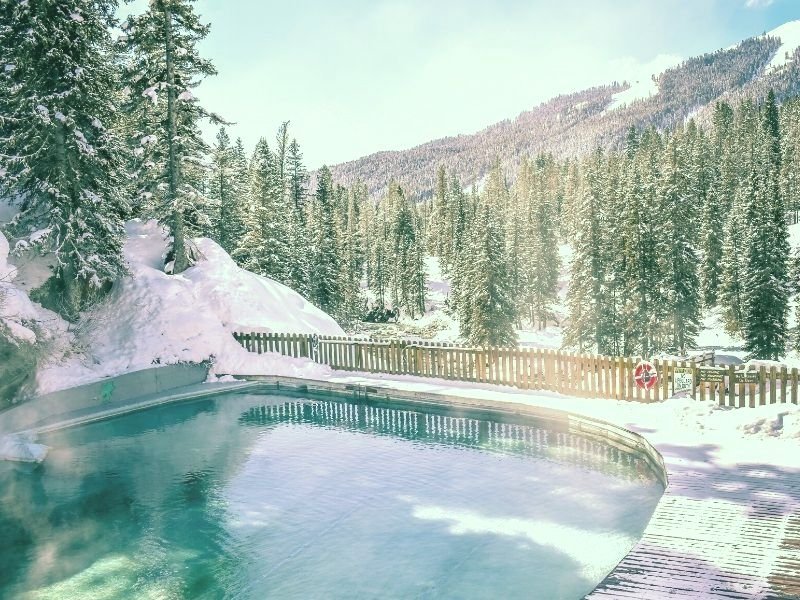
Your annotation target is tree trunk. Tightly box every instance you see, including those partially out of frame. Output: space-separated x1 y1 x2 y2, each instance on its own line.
164 4 188 274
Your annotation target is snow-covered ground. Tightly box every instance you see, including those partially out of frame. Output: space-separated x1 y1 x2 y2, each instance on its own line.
4 218 343 395
764 19 800 73
0 230 45 344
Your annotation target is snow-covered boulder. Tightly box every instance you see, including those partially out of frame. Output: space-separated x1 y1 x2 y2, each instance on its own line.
36 220 342 394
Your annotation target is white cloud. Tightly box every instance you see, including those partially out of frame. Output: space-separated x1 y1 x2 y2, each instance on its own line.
745 0 774 8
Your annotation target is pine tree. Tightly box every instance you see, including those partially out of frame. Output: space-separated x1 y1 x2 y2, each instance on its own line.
308 166 344 316
208 127 245 253
287 138 307 213
461 197 517 346
0 0 128 318
388 184 426 317
340 183 366 323
564 150 607 352
234 138 292 284
659 131 701 353
525 156 561 330
120 0 219 274
741 92 789 359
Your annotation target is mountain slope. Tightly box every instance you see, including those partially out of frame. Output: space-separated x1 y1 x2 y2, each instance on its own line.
328 21 800 198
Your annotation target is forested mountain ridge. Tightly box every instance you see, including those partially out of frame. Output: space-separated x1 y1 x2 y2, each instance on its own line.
327 21 800 198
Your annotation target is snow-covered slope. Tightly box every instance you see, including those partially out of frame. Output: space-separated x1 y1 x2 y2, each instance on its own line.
36 220 342 394
765 20 800 72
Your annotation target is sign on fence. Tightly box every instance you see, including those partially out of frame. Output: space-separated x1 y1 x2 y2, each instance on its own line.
698 366 725 383
673 367 694 394
734 369 759 384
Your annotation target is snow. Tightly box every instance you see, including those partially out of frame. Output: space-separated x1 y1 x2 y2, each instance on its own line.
606 78 659 112
764 20 800 72
327 371 800 465
35 220 343 394
0 433 48 463
604 54 682 112
695 306 743 349
0 230 41 343
142 86 158 104
177 90 194 102
69 11 84 22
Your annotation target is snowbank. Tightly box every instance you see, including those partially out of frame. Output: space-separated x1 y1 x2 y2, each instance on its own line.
36 220 342 394
0 230 40 343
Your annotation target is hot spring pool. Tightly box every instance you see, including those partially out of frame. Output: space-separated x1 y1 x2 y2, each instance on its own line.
0 391 663 599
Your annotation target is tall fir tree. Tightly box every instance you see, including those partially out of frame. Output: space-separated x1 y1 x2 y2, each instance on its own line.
741 91 789 359
308 166 344 317
208 127 245 253
0 0 128 318
234 138 292 284
659 131 701 353
460 197 517 346
120 0 219 274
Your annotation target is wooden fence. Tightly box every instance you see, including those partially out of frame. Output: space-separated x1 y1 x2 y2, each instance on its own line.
232 333 798 408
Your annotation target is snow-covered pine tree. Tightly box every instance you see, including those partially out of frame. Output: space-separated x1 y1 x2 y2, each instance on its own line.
0 0 128 318
287 138 307 214
340 183 366 323
462 194 517 347
308 166 344 317
564 149 607 353
658 130 701 354
455 162 517 346
208 127 245 254
120 0 219 274
507 158 529 326
430 165 449 257
620 129 666 356
234 138 292 284
389 184 426 317
741 91 789 360
526 156 561 330
701 102 734 307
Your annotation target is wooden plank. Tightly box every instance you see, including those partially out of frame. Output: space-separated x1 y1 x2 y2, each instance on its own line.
780 366 788 405
759 366 767 406
738 368 746 408
728 365 736 408
792 368 799 405
770 366 778 404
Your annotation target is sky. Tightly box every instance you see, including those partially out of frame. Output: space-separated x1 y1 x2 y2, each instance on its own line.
123 0 799 170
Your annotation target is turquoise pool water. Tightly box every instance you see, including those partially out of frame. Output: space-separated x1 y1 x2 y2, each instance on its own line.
0 392 663 599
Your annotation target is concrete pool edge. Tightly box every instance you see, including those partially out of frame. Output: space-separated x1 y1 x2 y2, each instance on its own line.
252 375 669 489
15 374 668 490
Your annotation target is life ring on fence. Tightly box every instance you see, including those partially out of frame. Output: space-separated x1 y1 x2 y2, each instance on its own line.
634 361 658 390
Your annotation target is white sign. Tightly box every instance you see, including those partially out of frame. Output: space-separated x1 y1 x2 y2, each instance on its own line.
673 367 694 394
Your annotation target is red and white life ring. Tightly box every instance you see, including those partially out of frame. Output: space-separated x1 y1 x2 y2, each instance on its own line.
634 361 658 390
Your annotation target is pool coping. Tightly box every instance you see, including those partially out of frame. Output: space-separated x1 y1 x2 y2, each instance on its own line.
12 373 799 599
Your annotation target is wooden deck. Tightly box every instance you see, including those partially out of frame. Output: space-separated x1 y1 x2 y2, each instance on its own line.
587 451 800 599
